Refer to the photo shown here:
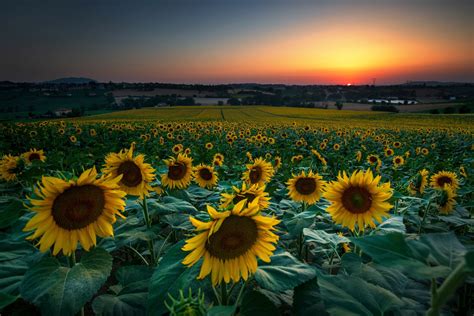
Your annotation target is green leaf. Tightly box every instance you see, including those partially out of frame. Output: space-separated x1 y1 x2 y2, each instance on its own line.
0 292 18 310
147 196 198 217
255 250 316 291
147 241 204 316
0 236 39 295
283 211 315 237
21 247 113 316
350 233 450 279
92 265 153 316
293 278 328 316
207 305 236 316
303 228 349 247
0 197 25 229
317 274 404 315
418 232 466 269
373 216 406 234
240 290 279 316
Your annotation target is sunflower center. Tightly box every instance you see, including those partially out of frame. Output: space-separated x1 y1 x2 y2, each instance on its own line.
341 187 372 214
206 215 258 260
29 153 41 161
249 166 262 183
52 185 105 230
117 161 143 187
295 177 317 195
369 157 377 163
199 168 213 181
168 162 187 180
437 176 452 186
233 193 256 204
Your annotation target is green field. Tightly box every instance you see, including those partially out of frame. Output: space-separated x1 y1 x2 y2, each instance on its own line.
80 105 474 129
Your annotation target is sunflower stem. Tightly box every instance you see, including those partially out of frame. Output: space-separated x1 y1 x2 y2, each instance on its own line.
69 252 85 316
141 196 156 266
212 284 222 305
220 283 228 305
427 260 468 316
418 200 431 234
234 279 249 310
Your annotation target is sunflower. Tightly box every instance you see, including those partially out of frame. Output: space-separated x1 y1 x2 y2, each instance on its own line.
172 144 183 154
70 135 77 143
182 199 280 285
161 153 193 189
273 156 282 169
333 143 340 151
89 129 97 137
213 153 224 163
287 170 326 205
392 156 405 168
193 164 218 189
421 148 429 155
437 185 457 215
460 166 468 178
22 149 46 164
407 169 429 196
384 148 394 157
356 151 362 162
323 169 393 231
242 157 274 186
0 155 20 182
291 155 304 164
221 182 270 210
23 167 126 256
430 171 459 191
367 154 379 165
205 142 213 150
103 144 155 197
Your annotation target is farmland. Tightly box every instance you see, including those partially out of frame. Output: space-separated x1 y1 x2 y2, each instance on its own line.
0 106 473 315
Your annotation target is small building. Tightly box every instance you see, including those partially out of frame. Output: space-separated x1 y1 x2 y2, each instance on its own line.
54 108 72 116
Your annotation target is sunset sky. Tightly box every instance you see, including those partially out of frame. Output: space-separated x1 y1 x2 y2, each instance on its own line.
1 0 473 84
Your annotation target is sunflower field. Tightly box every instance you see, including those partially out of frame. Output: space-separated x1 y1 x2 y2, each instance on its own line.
0 106 473 316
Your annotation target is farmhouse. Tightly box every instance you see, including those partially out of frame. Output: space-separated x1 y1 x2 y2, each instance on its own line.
54 108 72 116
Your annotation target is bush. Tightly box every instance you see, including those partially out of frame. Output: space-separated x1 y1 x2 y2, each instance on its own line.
443 107 455 114
458 105 471 114
429 109 440 114
371 105 399 113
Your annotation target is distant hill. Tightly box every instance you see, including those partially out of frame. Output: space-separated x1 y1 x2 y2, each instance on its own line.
45 77 97 84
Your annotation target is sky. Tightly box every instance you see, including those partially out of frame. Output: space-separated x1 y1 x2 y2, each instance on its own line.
1 0 473 84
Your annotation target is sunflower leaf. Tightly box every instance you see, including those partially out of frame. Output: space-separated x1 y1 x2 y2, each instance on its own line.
240 290 279 316
255 250 316 291
20 247 113 316
147 240 205 316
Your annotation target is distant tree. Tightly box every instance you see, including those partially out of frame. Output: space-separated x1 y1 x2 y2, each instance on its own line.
429 109 440 114
335 101 344 110
217 101 224 106
443 107 455 114
227 97 241 105
458 105 471 114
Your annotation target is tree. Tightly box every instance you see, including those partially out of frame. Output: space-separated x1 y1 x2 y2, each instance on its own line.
227 97 241 105
335 101 344 110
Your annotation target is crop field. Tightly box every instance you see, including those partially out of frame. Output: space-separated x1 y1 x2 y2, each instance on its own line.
0 106 473 315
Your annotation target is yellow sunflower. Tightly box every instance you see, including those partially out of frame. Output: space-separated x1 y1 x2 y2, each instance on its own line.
430 171 459 191
407 169 429 196
103 144 155 197
161 153 193 189
367 154 379 165
193 164 218 189
220 182 270 210
273 156 282 169
287 170 326 205
437 185 457 215
242 157 274 186
22 149 46 164
23 167 126 256
0 155 19 182
182 199 280 285
392 156 405 168
323 169 393 231
459 166 468 178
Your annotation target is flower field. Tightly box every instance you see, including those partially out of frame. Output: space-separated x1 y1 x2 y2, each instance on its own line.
0 106 473 315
